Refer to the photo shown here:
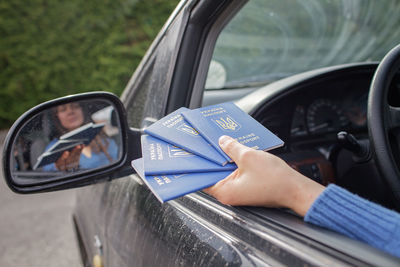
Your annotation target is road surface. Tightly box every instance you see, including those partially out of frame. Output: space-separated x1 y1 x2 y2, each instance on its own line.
0 130 82 267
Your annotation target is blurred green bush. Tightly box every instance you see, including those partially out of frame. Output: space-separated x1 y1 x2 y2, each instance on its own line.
0 0 179 129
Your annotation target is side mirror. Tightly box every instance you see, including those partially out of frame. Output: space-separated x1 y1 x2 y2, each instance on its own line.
2 92 136 193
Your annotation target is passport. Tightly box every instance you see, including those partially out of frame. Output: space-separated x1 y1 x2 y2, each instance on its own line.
33 140 84 170
59 122 105 143
141 135 237 175
181 102 284 162
33 122 105 169
144 107 228 165
131 158 232 203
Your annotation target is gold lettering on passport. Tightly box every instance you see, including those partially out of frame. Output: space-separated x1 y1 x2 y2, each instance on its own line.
161 176 171 184
162 114 183 128
202 107 226 117
154 176 164 185
149 143 156 160
156 143 163 160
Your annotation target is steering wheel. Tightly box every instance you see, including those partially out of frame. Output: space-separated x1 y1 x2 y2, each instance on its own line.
368 44 400 207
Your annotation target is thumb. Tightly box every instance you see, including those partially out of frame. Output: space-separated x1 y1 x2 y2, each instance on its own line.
219 135 251 166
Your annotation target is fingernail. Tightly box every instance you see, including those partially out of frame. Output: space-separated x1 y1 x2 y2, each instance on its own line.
219 135 232 146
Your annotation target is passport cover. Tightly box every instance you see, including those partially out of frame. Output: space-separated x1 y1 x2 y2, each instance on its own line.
60 122 105 144
141 135 237 175
131 158 232 203
33 123 105 170
33 140 84 169
144 107 228 165
181 102 284 161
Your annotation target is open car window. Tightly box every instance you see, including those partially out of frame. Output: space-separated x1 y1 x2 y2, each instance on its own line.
205 0 400 90
197 0 400 263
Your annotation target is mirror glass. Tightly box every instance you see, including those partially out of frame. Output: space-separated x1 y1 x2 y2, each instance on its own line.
10 99 122 184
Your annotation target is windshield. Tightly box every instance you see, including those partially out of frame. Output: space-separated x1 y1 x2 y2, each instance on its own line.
205 0 400 89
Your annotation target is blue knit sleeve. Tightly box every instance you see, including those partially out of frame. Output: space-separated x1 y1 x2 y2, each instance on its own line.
304 184 400 258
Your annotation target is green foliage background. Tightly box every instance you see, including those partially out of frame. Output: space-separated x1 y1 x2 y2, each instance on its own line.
0 0 179 129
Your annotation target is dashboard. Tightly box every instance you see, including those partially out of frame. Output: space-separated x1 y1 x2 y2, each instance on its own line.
252 65 377 151
290 93 367 138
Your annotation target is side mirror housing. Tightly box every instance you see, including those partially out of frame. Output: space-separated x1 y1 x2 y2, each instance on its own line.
2 92 140 193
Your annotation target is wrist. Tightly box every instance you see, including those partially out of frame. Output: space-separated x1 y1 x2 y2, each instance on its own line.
285 172 325 217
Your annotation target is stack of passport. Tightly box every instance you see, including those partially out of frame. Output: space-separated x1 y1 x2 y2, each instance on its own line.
131 102 284 203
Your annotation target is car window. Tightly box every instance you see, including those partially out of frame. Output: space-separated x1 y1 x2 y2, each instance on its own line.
205 0 400 90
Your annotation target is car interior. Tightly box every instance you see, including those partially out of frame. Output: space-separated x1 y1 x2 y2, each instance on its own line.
200 0 400 212
191 1 400 263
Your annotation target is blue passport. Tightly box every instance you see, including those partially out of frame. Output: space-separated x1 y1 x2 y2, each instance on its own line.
141 135 237 175
131 158 232 203
144 107 228 166
181 102 284 162
33 122 105 169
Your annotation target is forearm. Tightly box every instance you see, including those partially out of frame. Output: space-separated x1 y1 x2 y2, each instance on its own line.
304 184 400 258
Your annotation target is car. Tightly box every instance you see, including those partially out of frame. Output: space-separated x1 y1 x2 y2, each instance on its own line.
3 0 400 266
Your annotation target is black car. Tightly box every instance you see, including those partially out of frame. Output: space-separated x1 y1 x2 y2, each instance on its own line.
3 0 400 266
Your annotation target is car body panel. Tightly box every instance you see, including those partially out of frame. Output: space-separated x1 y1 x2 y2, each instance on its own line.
74 174 399 266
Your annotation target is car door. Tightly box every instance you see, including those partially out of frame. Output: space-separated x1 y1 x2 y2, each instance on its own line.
80 0 400 266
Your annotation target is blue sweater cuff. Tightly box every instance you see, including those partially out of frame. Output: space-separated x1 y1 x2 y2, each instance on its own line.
304 184 400 258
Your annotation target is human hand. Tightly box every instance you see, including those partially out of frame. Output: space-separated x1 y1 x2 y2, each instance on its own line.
55 145 84 171
204 136 325 216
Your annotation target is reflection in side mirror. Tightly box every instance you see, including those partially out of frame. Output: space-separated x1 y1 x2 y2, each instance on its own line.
11 99 122 185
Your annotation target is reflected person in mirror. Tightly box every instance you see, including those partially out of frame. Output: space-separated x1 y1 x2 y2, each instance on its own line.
205 136 400 258
43 102 118 171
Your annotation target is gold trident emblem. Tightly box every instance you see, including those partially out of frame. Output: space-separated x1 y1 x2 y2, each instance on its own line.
215 117 239 131
179 124 199 136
